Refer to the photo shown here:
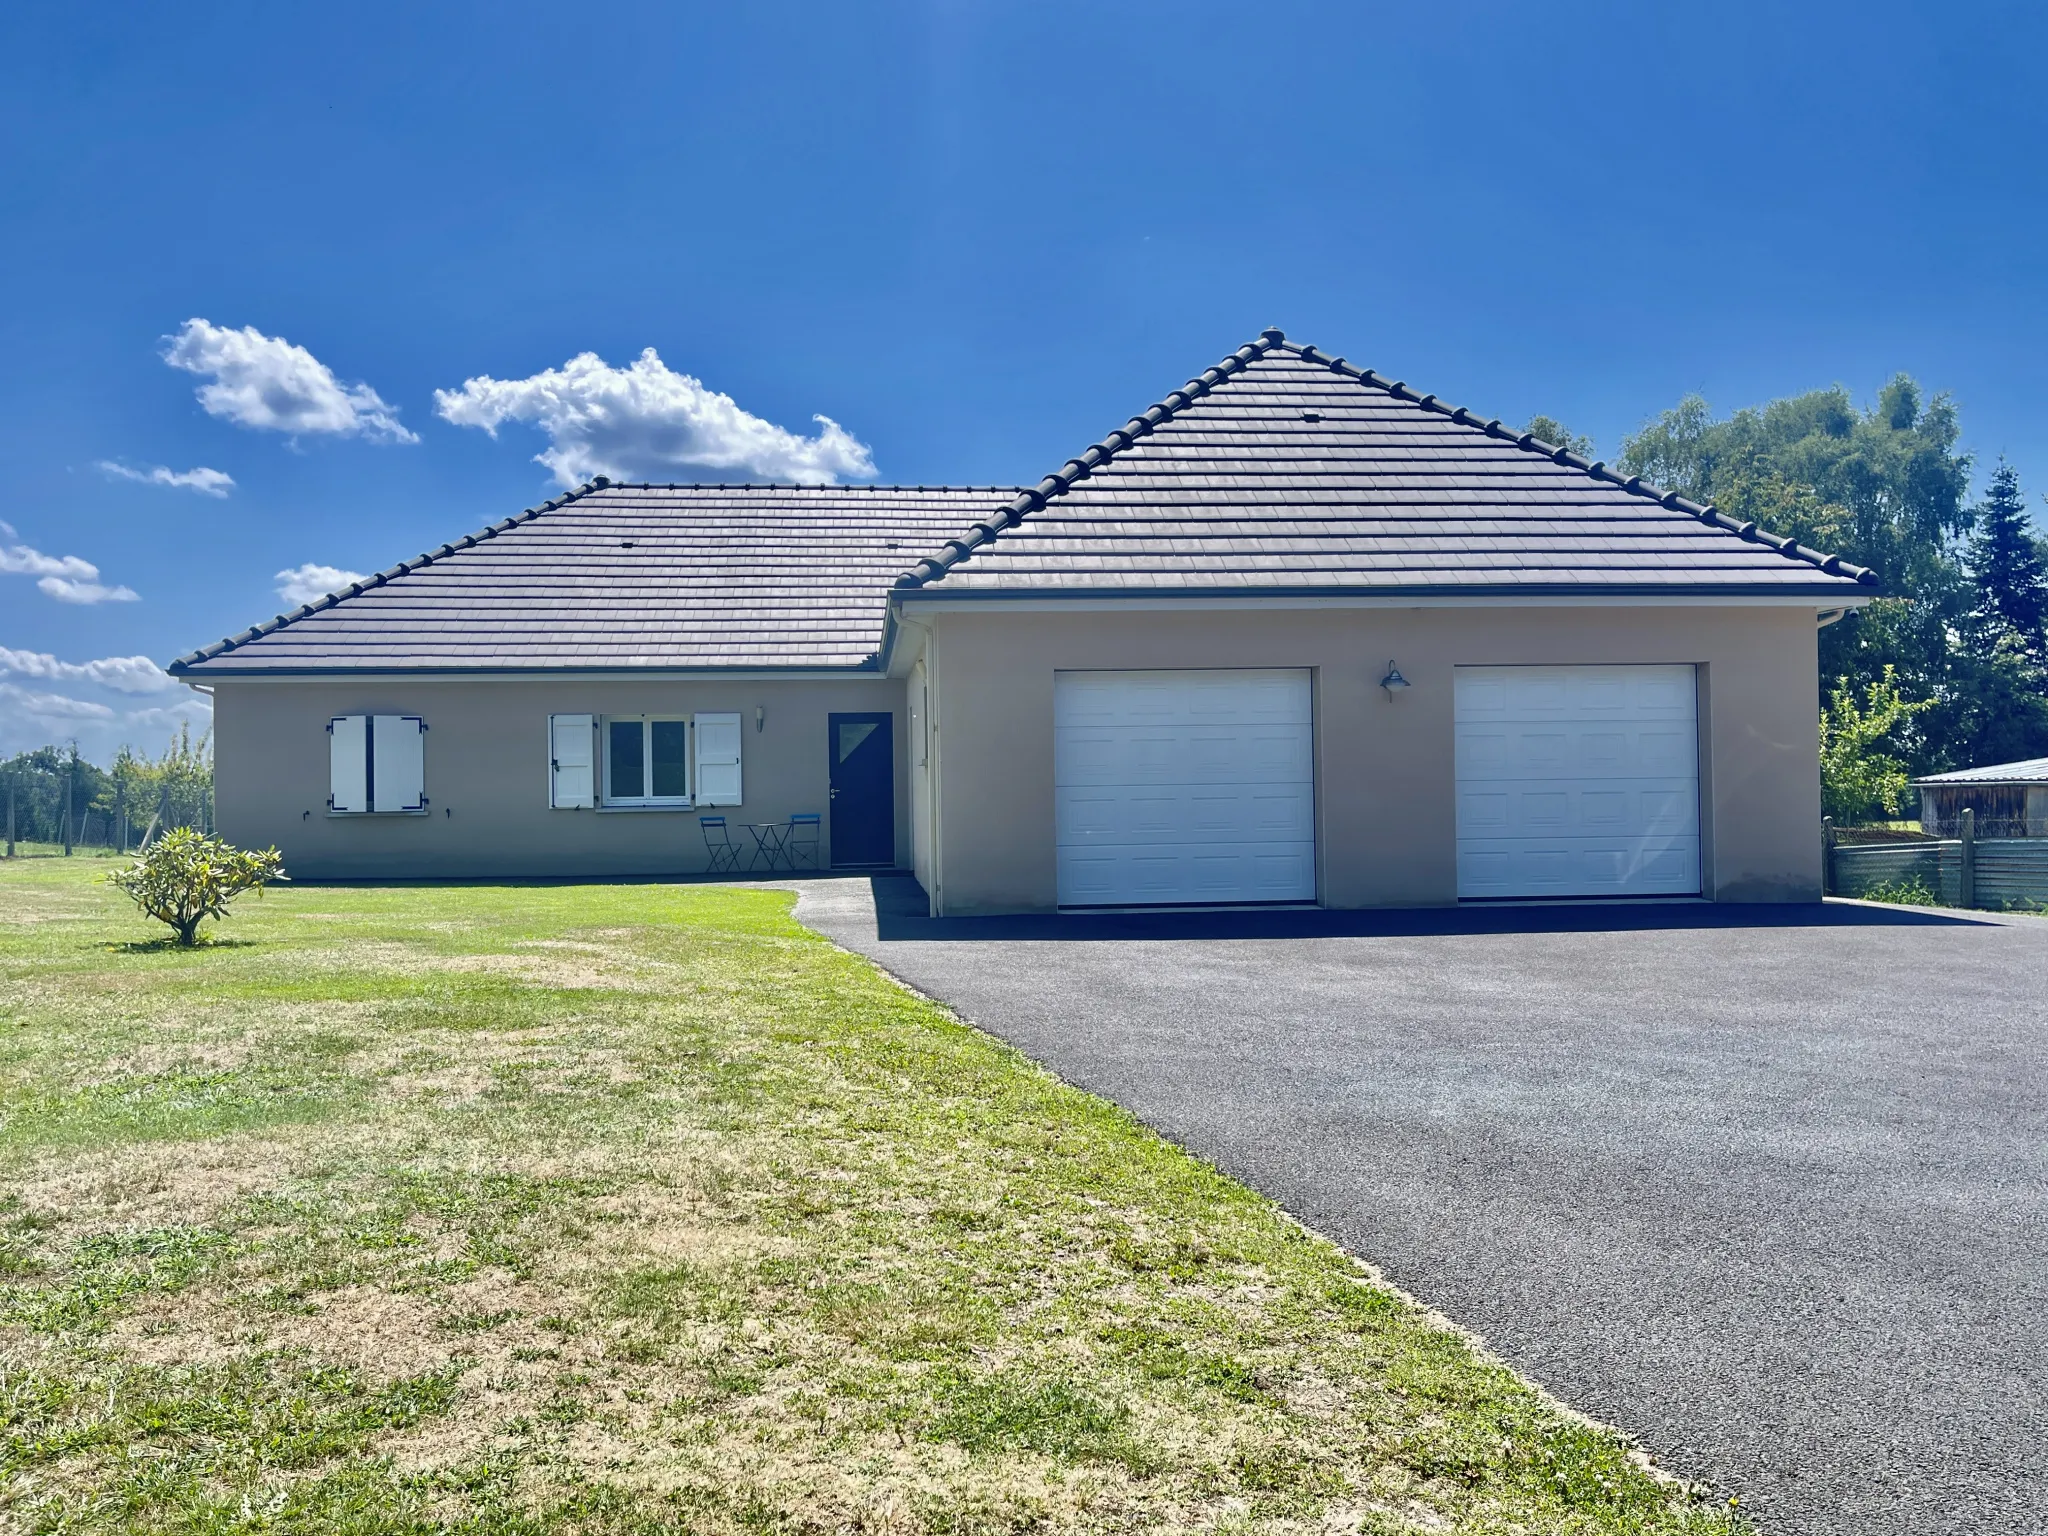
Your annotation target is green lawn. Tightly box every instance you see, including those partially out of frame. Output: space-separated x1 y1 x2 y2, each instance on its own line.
0 859 1743 1534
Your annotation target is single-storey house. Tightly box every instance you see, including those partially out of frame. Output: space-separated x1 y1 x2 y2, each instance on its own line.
1913 758 2048 838
170 329 1875 913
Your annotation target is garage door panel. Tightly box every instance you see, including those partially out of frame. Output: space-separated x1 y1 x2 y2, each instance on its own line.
1457 836 1701 897
1514 675 1571 712
1460 666 1696 717
1455 665 1699 899
1056 670 1310 727
1636 728 1697 775
1455 724 1694 780
1056 782 1313 847
1456 777 1698 838
1582 731 1629 771
1058 739 1312 787
1057 840 1317 907
1056 669 1314 905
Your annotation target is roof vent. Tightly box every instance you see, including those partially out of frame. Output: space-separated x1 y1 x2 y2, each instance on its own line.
1300 410 1322 423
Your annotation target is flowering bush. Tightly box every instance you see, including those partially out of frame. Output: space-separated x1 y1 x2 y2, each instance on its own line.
107 829 286 946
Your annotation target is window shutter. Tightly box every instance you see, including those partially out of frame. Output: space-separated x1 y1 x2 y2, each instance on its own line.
371 715 426 812
693 712 742 806
549 713 595 808
329 715 367 812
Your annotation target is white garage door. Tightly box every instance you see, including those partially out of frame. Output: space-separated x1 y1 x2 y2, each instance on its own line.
1455 664 1700 899
1055 669 1315 907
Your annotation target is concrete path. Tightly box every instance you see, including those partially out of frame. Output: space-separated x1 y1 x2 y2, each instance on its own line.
791 878 2048 1536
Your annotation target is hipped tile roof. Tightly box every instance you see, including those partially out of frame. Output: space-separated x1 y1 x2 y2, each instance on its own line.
171 485 1015 674
897 330 1875 600
172 329 1873 678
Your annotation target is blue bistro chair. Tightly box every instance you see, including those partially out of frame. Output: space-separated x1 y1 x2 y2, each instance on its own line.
786 813 821 870
699 815 743 874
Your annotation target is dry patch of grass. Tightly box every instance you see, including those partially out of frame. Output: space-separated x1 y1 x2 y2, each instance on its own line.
0 858 1747 1534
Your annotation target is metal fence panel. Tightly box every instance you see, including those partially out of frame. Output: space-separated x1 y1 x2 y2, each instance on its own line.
1975 839 2048 909
1830 837 2048 909
1830 843 1944 899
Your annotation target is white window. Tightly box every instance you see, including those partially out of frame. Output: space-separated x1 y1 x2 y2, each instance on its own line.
547 712 742 810
328 714 427 814
603 716 692 806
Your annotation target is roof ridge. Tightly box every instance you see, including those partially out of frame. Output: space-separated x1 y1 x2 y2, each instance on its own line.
1273 338 1878 589
895 330 1288 589
596 482 1029 492
167 477 614 672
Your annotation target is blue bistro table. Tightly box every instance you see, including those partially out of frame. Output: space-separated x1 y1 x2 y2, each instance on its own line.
740 821 793 871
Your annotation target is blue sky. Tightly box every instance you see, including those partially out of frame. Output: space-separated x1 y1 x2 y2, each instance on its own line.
3 1 2044 759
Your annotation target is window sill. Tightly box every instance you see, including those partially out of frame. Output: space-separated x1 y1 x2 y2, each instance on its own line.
595 803 697 813
326 810 429 818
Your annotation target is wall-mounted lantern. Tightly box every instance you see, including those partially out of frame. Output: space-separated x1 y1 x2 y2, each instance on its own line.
754 705 765 733
1379 661 1412 697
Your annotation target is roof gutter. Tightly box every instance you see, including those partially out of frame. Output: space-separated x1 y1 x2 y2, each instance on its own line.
892 589 1876 612
880 602 933 677
164 662 892 684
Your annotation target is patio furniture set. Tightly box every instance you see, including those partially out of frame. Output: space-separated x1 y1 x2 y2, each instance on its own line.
700 813 820 874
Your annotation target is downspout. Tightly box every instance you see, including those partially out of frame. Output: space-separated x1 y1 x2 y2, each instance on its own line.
893 602 941 917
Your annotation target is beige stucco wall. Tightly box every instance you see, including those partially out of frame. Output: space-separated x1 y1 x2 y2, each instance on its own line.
919 603 1825 915
210 675 909 879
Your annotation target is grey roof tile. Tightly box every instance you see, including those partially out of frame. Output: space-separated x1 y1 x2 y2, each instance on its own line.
172 484 1020 675
899 332 1873 601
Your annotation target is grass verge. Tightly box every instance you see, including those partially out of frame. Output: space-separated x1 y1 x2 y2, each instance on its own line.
0 859 1745 1533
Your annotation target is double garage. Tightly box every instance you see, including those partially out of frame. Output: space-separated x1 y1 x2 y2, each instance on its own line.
1051 663 1702 908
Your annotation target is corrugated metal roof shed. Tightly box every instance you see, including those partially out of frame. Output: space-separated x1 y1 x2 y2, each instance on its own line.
1914 757 2048 786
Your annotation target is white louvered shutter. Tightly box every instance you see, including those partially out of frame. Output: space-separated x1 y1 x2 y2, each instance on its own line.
693 712 742 806
549 714 595 808
371 716 426 812
329 715 367 813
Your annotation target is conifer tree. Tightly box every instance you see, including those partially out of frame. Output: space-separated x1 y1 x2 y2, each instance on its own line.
1967 461 2048 661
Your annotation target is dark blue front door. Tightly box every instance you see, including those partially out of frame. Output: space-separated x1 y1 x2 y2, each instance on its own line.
828 713 894 867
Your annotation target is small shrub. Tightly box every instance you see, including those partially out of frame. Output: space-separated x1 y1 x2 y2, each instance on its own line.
1856 875 1940 908
106 829 286 946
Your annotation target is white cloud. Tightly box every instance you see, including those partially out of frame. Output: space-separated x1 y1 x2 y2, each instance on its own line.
0 544 96 581
0 628 204 761
275 563 366 607
37 578 140 605
98 461 236 497
0 648 176 695
0 540 139 605
0 687 209 762
434 347 875 488
0 681 116 722
162 319 418 444
120 698 213 732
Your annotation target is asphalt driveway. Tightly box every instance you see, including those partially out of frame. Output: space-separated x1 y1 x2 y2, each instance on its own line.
794 878 2048 1536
